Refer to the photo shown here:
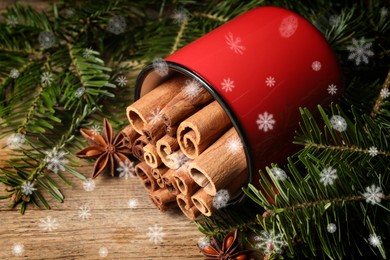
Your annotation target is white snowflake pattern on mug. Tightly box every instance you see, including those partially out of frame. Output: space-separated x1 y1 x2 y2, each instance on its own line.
225 32 245 54
279 15 298 38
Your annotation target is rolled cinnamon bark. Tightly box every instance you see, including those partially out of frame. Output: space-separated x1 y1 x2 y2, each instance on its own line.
143 118 165 145
164 124 178 137
188 128 247 196
132 135 148 161
149 189 177 212
127 74 188 134
161 79 213 127
152 167 168 189
156 135 179 167
143 143 162 168
177 101 232 159
135 162 158 192
162 169 180 195
176 193 201 220
120 124 140 149
173 165 199 196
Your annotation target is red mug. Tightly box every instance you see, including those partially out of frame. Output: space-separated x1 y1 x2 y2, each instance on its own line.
134 6 342 196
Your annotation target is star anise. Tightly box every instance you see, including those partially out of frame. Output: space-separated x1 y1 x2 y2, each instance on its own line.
76 118 132 178
199 230 251 260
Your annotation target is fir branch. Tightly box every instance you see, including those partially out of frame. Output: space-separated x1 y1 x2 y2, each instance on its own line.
192 12 228 23
170 17 189 54
371 69 390 118
303 142 390 157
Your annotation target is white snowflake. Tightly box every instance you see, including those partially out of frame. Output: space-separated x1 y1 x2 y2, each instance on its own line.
270 167 287 181
117 160 135 179
327 223 337 233
225 32 245 54
75 87 85 98
380 7 388 17
11 242 24 256
41 71 53 85
172 7 190 25
329 14 340 26
183 79 202 97
91 124 101 135
265 76 276 87
221 78 235 92
380 88 389 99
38 216 59 232
363 184 383 205
279 15 298 38
197 236 211 250
43 147 68 174
99 246 108 257
10 68 20 79
166 151 189 169
368 146 378 157
6 133 26 149
83 47 94 58
213 189 230 209
256 112 276 132
312 61 322 71
347 37 374 66
128 198 138 209
107 15 127 35
78 204 91 221
330 115 347 132
148 108 163 125
226 137 243 154
152 57 169 77
21 181 36 195
254 230 286 255
115 75 128 87
147 224 165 244
6 15 18 28
368 233 382 248
83 178 96 192
38 31 56 49
319 167 338 186
327 84 337 95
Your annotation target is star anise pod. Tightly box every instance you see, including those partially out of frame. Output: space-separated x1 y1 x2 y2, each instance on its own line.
76 118 132 178
199 230 251 260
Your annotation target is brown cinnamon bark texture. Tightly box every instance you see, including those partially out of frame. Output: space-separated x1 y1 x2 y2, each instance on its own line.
177 101 232 159
120 124 140 149
132 135 148 161
156 135 179 168
176 193 201 220
143 143 162 168
149 189 177 211
173 165 199 196
135 162 158 192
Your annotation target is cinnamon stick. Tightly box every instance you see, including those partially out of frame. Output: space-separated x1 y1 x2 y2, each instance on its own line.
127 74 188 134
149 189 177 212
152 167 168 189
132 135 148 161
143 118 165 145
188 128 247 196
156 135 179 167
135 162 158 192
143 143 162 168
173 165 199 196
120 124 140 149
177 101 232 159
164 124 178 136
176 193 201 220
162 169 180 195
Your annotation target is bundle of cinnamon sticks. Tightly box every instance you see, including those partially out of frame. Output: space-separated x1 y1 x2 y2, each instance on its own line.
124 74 248 220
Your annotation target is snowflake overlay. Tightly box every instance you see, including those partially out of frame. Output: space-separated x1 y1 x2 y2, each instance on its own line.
256 112 276 132
225 32 245 54
152 57 169 77
12 242 24 256
329 14 340 26
6 15 18 28
6 133 25 149
380 88 389 99
254 230 286 255
83 47 94 58
44 147 68 174
330 115 347 132
311 61 322 71
327 223 337 234
38 31 56 48
265 76 276 87
347 37 374 66
221 78 235 92
41 71 53 85
107 15 127 35
91 124 101 135
75 87 85 98
213 189 230 209
83 178 96 192
78 204 91 221
363 184 383 205
327 84 337 95
147 224 165 244
10 68 20 79
270 167 287 181
117 159 135 179
226 137 243 154
128 198 138 209
183 79 202 98
21 181 36 195
166 151 189 170
368 233 382 248
319 167 338 186
368 146 378 157
116 75 128 87
172 7 190 25
99 246 108 257
279 15 298 38
38 216 59 232
380 7 388 17
197 236 211 250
